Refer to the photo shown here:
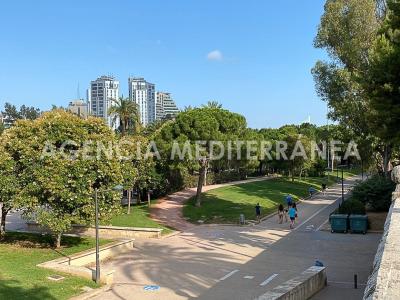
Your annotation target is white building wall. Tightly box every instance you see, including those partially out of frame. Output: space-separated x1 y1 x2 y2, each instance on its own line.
89 76 119 129
128 77 156 126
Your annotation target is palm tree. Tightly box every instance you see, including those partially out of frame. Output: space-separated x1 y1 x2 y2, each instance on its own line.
202 100 222 109
108 96 141 135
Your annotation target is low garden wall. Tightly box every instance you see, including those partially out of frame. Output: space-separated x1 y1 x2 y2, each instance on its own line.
26 222 162 239
37 239 134 285
363 166 400 300
255 266 327 300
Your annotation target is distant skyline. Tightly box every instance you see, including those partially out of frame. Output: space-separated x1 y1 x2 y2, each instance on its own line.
0 0 328 128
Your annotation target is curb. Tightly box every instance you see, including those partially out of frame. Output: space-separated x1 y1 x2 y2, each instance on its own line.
69 285 111 300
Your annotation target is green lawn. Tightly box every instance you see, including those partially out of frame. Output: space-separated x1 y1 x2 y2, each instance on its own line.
0 232 110 300
108 202 174 235
183 171 360 224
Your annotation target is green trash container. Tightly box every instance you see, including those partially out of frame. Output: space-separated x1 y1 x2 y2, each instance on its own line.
349 214 368 234
330 214 348 233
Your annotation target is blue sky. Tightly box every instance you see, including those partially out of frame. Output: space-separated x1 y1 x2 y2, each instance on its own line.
0 0 328 128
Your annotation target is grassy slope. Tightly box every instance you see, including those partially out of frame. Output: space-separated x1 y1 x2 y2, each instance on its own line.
109 202 173 235
184 170 359 224
0 232 109 300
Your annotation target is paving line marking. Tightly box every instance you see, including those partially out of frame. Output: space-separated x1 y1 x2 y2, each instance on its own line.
316 218 330 231
294 195 343 231
219 269 239 281
260 273 278 286
295 179 359 231
243 275 254 279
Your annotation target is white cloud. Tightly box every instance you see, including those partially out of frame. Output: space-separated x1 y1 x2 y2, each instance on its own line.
207 50 223 61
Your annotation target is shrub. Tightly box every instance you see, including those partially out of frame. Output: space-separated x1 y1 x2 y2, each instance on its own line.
352 175 395 212
338 199 366 215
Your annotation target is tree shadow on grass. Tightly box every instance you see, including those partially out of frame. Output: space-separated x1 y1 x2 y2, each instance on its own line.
1 231 88 250
0 279 57 300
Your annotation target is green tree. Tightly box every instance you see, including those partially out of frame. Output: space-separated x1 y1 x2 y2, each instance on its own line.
4 110 123 247
119 135 156 212
312 0 395 175
364 0 400 160
108 96 141 136
2 102 41 121
0 144 19 237
155 106 247 207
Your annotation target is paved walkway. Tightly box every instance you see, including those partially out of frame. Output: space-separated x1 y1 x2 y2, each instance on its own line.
150 175 275 231
92 175 380 300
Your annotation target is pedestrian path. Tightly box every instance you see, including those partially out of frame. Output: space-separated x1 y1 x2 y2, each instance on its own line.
93 174 380 300
150 175 275 231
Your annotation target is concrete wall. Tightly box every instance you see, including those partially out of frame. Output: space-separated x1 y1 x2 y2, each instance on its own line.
38 239 134 285
255 266 327 300
26 222 162 239
363 166 400 300
363 181 400 300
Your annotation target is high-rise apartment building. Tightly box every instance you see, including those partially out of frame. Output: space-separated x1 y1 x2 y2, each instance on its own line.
128 77 155 126
158 92 179 120
88 76 119 128
155 92 166 120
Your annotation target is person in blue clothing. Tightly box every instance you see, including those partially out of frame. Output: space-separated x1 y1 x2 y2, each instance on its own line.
309 187 317 197
288 204 297 229
285 194 293 210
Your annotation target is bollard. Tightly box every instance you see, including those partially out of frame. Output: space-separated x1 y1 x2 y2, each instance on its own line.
354 274 358 289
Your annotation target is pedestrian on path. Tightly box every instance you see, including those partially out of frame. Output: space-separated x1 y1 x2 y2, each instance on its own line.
308 187 317 198
285 194 293 210
292 202 298 222
255 203 261 223
288 205 296 229
278 204 287 223
321 183 327 195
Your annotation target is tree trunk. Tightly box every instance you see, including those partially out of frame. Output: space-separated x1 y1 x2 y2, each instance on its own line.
291 162 294 182
147 192 151 207
195 159 208 207
127 189 131 214
55 233 62 248
383 144 392 178
121 119 126 136
0 204 8 237
137 190 141 204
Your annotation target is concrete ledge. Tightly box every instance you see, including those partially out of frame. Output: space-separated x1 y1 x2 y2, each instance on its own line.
26 222 162 239
363 196 400 299
37 239 134 285
71 224 162 239
255 266 327 300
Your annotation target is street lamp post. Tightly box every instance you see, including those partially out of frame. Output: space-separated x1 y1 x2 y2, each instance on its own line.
337 165 347 204
341 168 344 203
93 184 123 284
94 188 100 284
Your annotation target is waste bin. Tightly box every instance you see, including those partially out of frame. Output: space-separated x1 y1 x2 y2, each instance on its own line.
330 214 348 233
349 215 368 234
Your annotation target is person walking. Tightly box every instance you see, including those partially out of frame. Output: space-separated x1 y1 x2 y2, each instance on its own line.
285 194 293 210
292 202 298 221
255 203 261 223
321 183 327 195
288 204 296 229
278 204 287 223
